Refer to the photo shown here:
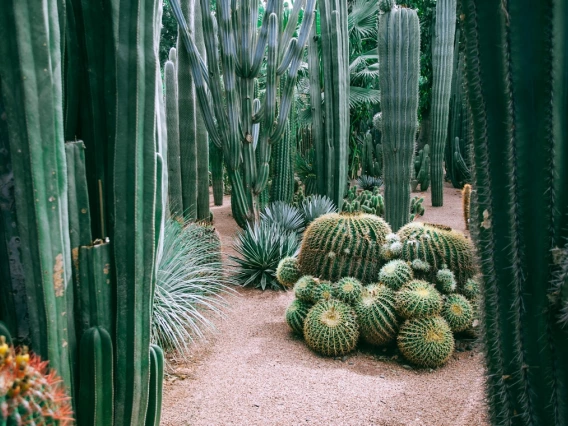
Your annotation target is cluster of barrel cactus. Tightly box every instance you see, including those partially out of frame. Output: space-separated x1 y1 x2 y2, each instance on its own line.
342 187 425 221
280 213 480 367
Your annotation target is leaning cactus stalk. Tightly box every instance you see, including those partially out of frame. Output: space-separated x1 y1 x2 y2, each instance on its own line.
378 0 421 231
463 0 568 423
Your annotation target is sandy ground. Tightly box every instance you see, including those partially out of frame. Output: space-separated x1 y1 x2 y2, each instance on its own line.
162 183 488 426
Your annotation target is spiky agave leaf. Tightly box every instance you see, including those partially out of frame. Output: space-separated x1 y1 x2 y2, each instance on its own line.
300 195 338 226
260 201 305 234
152 219 234 363
232 222 300 291
357 175 383 191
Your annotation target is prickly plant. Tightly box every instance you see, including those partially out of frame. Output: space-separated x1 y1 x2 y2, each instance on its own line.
395 280 443 319
462 183 471 231
294 276 319 303
276 257 301 288
429 0 457 206
303 300 359 357
436 268 457 294
333 277 364 305
355 284 399 346
378 260 414 291
297 213 392 283
441 294 473 333
463 0 568 422
378 0 421 230
285 299 312 334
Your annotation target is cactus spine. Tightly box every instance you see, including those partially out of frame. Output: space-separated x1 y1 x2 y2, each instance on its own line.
78 326 114 426
463 0 568 423
165 49 184 219
462 183 471 230
309 0 349 210
171 0 316 227
429 0 456 206
377 1 421 231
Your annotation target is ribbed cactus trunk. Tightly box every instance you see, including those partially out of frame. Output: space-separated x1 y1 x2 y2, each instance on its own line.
463 0 568 424
378 1 420 231
178 0 198 220
0 0 76 393
312 0 349 210
429 0 456 206
210 142 224 205
165 49 184 219
194 0 210 221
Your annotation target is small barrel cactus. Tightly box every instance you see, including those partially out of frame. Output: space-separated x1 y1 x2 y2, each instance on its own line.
355 284 399 346
410 259 431 280
397 316 455 368
276 257 301 287
285 300 312 335
462 277 480 300
312 281 335 303
0 339 73 425
395 280 443 319
378 260 414 290
303 300 360 357
441 294 474 333
332 277 364 305
436 268 457 294
294 276 319 303
298 212 392 284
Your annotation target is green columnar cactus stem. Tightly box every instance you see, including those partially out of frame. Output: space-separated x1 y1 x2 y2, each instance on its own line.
210 142 224 206
429 0 456 206
78 326 114 426
165 50 184 219
178 0 198 220
0 0 75 392
463 0 568 423
271 81 294 203
298 213 392 283
145 344 164 426
113 0 160 422
378 2 421 231
171 0 316 227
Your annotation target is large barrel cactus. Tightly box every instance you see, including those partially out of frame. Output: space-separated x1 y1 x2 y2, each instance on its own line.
463 0 568 424
377 0 420 231
297 213 392 283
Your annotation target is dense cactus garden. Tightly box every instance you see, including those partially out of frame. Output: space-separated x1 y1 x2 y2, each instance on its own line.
0 0 566 424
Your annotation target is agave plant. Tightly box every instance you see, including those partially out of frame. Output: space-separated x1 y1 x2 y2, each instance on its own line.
296 150 317 195
152 219 233 363
300 195 337 226
260 201 305 234
357 175 383 191
232 222 299 291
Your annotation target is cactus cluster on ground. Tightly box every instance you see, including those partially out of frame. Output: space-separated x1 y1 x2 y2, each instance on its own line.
280 213 480 368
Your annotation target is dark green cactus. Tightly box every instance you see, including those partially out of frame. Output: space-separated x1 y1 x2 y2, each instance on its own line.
378 1 421 231
210 142 224 206
285 299 312 334
361 132 382 178
297 212 392 283
0 0 76 392
309 0 349 210
145 344 164 426
413 144 430 191
429 0 456 206
271 86 295 203
463 0 568 423
171 0 316 227
78 326 114 426
355 284 399 346
165 49 184 219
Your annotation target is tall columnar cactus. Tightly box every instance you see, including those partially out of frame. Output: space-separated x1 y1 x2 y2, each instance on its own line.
377 1 421 231
165 49 184 219
429 0 457 206
463 0 568 424
309 0 349 210
145 344 164 426
171 0 316 227
0 0 76 393
210 142 224 206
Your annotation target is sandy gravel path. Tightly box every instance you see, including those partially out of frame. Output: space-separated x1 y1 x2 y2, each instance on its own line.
162 185 488 425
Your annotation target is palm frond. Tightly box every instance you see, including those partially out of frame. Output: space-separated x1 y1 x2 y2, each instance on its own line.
348 0 379 40
349 86 381 108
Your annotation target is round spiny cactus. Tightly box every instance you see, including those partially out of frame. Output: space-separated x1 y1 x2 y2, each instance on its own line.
0 339 73 425
294 276 318 302
397 316 455 368
355 284 399 345
298 213 392 284
441 294 474 332
276 257 301 287
285 299 312 334
436 268 457 294
333 277 364 305
303 300 359 357
462 277 480 300
312 281 335 302
395 280 443 319
378 260 413 290
410 259 431 279
397 222 476 286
